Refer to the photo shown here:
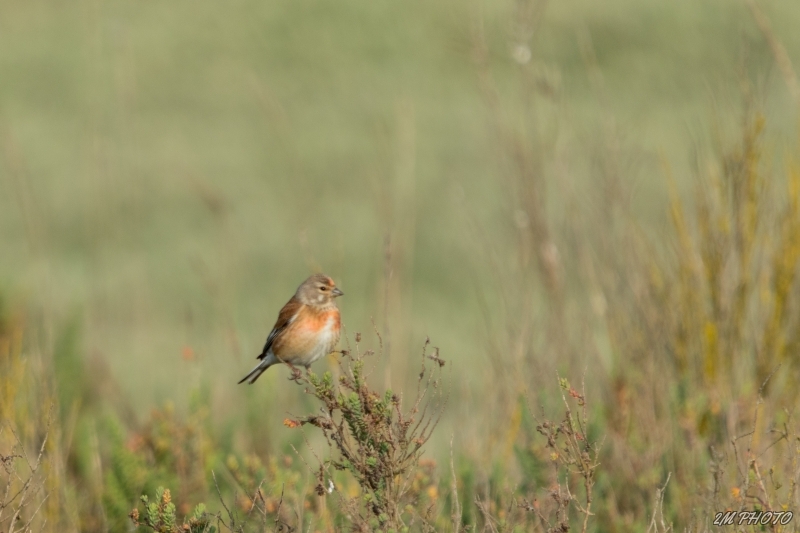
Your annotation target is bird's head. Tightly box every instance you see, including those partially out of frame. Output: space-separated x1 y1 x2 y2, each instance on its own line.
296 273 343 307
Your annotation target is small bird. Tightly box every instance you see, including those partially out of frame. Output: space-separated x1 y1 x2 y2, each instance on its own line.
238 274 343 384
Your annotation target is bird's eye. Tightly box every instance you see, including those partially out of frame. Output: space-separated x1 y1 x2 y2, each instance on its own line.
320 286 327 291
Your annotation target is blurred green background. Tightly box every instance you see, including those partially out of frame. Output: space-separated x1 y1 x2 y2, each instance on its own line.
1 0 799 455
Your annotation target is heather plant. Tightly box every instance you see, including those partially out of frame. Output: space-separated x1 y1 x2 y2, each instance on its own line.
286 334 447 531
129 487 214 533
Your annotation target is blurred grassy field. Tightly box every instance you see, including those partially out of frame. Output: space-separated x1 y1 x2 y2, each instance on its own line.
1 0 796 396
2 0 800 530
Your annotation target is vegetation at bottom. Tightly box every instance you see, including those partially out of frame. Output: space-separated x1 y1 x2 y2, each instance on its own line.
4 309 605 532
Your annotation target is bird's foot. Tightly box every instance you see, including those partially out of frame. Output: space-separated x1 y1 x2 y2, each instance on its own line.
287 364 303 382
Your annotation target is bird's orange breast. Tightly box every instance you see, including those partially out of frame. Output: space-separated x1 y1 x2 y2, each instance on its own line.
299 307 340 332
271 305 341 362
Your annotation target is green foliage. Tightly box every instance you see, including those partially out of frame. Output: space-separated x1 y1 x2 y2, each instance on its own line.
101 414 150 530
131 488 215 533
290 337 445 530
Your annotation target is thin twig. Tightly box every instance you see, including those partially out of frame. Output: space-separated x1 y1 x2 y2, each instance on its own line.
212 470 237 530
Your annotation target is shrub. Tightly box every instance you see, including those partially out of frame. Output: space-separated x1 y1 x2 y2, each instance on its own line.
287 334 447 532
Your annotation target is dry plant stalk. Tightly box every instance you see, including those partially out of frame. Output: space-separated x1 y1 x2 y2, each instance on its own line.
287 333 446 531
0 415 51 533
531 378 600 533
473 377 601 533
681 368 800 533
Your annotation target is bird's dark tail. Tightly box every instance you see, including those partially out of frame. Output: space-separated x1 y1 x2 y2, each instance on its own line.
237 354 277 384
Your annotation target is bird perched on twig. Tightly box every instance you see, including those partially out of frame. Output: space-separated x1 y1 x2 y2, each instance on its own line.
238 274 343 384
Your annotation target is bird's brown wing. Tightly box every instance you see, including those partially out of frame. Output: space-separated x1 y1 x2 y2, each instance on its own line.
257 298 303 360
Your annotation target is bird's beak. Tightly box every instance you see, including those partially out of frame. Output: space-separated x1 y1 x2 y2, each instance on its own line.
332 287 344 297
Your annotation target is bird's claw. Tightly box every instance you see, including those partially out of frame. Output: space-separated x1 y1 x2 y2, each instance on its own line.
288 364 303 382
